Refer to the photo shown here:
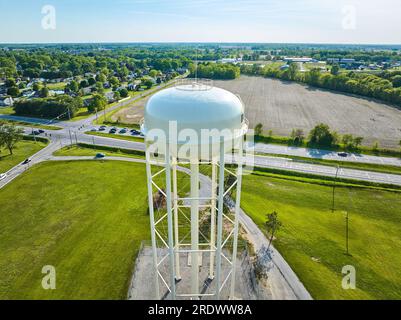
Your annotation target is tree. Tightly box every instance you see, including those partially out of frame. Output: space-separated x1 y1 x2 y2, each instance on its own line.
7 86 20 97
33 82 40 92
39 86 49 98
290 128 305 144
80 80 89 88
88 94 107 113
5 78 16 88
331 64 340 76
0 124 24 155
119 88 129 98
392 75 401 88
143 79 154 89
88 77 96 86
264 212 282 250
287 63 299 81
308 123 336 147
342 134 363 150
254 123 263 136
113 91 121 101
66 80 79 93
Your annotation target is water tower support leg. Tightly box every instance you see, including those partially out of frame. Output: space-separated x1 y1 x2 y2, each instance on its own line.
190 161 200 297
230 138 244 300
209 161 217 280
215 141 225 299
145 150 160 299
172 160 181 280
165 145 176 299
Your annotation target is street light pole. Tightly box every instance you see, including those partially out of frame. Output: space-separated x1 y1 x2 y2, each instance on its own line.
331 165 340 212
345 211 350 255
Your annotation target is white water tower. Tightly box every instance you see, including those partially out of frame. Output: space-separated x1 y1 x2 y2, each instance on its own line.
142 79 248 300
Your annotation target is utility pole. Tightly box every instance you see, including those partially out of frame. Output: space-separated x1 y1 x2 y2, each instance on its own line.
31 126 36 142
345 211 350 255
331 165 340 212
68 129 73 146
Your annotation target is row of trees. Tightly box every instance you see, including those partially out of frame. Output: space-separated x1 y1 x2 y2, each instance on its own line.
256 122 365 150
13 96 83 119
190 62 240 80
0 123 23 155
241 63 401 107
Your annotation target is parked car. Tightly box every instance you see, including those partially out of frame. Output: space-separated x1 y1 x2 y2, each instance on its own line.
95 153 105 158
109 128 117 133
119 129 127 134
0 173 7 181
90 128 97 132
38 129 45 134
99 127 106 131
31 130 40 135
130 129 140 135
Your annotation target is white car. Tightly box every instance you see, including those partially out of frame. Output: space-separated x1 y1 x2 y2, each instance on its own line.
0 173 7 181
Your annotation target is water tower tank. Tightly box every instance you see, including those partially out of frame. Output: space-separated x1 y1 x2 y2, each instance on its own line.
142 80 247 159
142 79 248 300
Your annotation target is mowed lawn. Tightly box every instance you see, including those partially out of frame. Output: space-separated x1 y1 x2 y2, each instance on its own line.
241 173 401 300
0 140 47 173
0 161 153 299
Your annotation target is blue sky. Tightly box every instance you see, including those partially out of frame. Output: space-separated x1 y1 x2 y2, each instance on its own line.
1 0 400 44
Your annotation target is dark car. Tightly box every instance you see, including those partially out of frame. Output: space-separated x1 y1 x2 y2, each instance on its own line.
22 158 31 165
130 129 140 135
95 153 105 158
109 128 117 134
338 152 349 158
99 127 106 131
38 129 45 134
119 129 127 134
31 130 40 135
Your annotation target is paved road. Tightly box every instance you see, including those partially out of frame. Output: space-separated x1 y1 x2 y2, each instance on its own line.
250 142 401 167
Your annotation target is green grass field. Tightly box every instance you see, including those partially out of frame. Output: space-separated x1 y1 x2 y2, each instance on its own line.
241 171 401 299
0 107 15 115
53 145 144 159
0 140 47 173
85 131 144 143
0 161 150 299
0 119 62 131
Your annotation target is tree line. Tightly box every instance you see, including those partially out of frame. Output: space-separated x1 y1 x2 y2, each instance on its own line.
241 63 401 107
13 96 83 119
189 62 240 80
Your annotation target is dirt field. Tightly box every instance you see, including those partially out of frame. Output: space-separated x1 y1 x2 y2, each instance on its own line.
114 76 401 148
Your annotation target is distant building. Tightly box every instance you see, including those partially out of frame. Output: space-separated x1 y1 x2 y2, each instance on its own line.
284 57 315 63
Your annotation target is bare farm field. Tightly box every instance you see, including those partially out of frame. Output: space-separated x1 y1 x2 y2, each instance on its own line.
215 76 401 149
113 76 401 149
